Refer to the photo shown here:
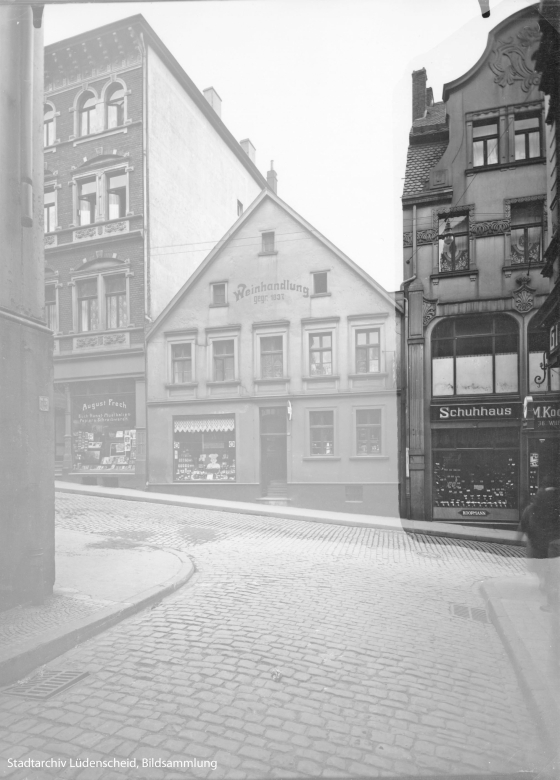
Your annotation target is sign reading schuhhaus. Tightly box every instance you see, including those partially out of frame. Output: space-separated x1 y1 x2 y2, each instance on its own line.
430 403 523 421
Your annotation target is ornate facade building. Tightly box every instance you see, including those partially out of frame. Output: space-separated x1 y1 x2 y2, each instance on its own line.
44 15 268 488
402 5 559 528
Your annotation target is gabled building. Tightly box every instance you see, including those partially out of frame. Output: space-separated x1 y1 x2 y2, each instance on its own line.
402 5 559 528
146 190 402 516
44 15 268 488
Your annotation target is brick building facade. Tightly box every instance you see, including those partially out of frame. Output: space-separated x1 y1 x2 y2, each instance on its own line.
44 16 267 487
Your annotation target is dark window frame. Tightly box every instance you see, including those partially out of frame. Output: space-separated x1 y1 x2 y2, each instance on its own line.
44 187 56 233
356 408 382 455
309 410 335 456
260 335 284 379
44 104 55 147
79 92 97 137
106 85 125 129
438 213 470 273
105 274 127 330
45 285 57 331
78 177 97 226
514 113 541 161
106 171 127 220
213 339 235 382
510 201 543 265
472 120 499 167
172 343 193 384
355 329 380 374
309 332 333 376
77 277 99 333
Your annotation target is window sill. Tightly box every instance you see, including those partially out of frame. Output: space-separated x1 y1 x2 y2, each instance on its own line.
254 377 290 384
258 251 278 257
430 269 478 282
502 262 545 276
72 126 130 146
302 456 341 461
349 455 389 460
209 303 228 308
466 157 546 175
165 382 198 389
304 374 340 381
348 372 387 379
310 292 331 298
207 380 241 386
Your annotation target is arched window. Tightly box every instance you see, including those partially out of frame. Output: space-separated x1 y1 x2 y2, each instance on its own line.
79 92 98 137
528 321 560 392
44 104 55 147
432 315 518 396
106 84 125 129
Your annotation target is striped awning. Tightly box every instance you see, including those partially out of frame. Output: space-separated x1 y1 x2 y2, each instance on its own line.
174 417 235 433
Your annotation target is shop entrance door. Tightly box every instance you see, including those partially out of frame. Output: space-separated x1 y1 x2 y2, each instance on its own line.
528 436 560 496
260 407 287 497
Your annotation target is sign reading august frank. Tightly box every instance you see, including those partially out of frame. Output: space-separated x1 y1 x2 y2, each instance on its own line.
430 402 523 421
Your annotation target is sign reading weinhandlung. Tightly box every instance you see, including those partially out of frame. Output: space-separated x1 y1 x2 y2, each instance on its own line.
430 403 523 421
233 280 310 305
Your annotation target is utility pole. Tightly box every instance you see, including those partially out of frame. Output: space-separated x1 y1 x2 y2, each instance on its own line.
0 3 55 609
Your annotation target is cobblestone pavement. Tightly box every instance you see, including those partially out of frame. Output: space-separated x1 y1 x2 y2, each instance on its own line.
0 493 550 779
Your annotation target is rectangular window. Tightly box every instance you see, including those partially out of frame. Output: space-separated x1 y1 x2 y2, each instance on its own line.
105 275 127 329
106 172 127 220
309 332 332 376
510 202 542 264
78 178 97 226
44 118 54 148
356 329 380 373
260 336 283 378
310 410 334 455
237 200 243 217
473 120 498 167
514 115 541 160
438 214 469 273
44 188 56 233
262 231 275 253
45 285 56 331
77 278 98 333
312 272 328 295
172 343 193 384
211 283 227 306
173 416 236 482
356 409 381 455
213 340 235 381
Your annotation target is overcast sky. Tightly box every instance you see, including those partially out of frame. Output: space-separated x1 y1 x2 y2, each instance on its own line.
44 0 536 291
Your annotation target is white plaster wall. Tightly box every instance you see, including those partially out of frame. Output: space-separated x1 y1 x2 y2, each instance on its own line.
146 46 263 319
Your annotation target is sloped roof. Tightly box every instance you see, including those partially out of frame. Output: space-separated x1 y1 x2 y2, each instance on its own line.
411 101 446 132
148 190 402 340
402 141 448 197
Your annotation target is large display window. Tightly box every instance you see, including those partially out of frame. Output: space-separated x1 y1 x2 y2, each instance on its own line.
432 428 519 510
174 416 236 482
71 381 136 473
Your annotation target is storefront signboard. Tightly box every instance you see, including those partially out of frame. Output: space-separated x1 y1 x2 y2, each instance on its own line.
532 401 560 429
71 391 136 472
430 403 523 421
73 394 135 425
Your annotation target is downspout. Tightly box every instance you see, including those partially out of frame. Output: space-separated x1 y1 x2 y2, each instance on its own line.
140 30 150 487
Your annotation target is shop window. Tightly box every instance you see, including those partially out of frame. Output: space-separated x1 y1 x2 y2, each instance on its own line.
44 187 56 233
356 329 380 374
211 283 227 306
309 332 332 376
105 275 127 329
44 103 55 147
45 285 57 331
79 91 98 137
438 215 469 273
310 410 334 455
71 381 136 473
213 340 235 381
78 178 97 225
106 171 127 220
77 278 99 333
473 120 498 167
260 336 283 379
172 343 193 383
356 409 381 455
514 114 541 160
312 272 328 295
106 84 125 129
262 231 275 253
510 202 542 264
528 325 560 392
173 416 236 482
432 315 518 396
433 428 519 510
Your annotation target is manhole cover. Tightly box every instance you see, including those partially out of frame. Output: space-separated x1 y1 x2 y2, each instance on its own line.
450 603 489 623
2 670 88 700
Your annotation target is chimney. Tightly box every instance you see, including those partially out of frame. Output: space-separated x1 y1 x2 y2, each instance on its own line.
203 87 222 118
240 138 256 163
267 161 277 194
412 68 427 121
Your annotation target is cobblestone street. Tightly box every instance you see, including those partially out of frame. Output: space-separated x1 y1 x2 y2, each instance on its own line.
0 493 550 778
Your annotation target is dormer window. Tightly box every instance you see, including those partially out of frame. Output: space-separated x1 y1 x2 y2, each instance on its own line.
106 85 125 129
44 104 55 147
79 92 98 137
262 232 275 253
472 120 498 167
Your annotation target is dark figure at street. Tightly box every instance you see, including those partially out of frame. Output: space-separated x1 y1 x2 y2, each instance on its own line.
520 479 560 611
